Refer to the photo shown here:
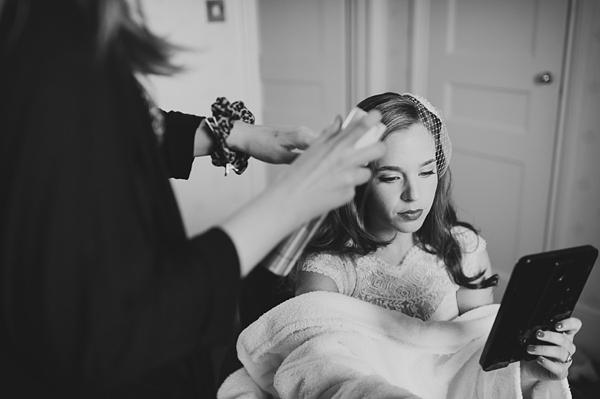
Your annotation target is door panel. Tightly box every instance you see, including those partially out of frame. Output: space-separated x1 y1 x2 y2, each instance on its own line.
258 0 348 182
427 0 569 296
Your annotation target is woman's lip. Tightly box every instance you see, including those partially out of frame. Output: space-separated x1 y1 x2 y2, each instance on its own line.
398 209 423 221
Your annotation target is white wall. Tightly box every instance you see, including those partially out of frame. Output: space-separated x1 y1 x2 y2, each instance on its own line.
143 0 265 236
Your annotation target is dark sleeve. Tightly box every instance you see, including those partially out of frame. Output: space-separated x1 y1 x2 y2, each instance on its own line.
0 3 240 392
161 110 204 179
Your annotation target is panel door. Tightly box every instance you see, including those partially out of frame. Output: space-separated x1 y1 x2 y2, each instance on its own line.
427 0 569 295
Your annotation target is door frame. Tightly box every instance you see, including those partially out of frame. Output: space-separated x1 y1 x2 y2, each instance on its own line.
238 0 267 196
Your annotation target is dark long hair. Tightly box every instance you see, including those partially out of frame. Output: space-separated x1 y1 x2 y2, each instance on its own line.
292 93 498 290
0 0 180 75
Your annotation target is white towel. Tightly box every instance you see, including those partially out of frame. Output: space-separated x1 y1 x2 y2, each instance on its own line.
218 291 571 399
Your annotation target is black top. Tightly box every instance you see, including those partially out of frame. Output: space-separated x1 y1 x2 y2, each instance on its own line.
0 2 240 397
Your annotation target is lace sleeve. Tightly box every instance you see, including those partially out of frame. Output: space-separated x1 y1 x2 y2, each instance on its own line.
300 253 354 295
452 226 488 278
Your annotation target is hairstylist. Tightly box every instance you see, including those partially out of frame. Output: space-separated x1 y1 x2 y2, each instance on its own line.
0 1 385 397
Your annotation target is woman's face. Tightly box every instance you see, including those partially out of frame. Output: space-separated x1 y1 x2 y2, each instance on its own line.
364 123 438 240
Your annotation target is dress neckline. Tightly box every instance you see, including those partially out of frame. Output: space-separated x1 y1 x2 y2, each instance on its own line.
365 244 421 269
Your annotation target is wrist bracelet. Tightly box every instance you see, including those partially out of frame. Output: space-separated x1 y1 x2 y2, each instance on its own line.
205 97 255 176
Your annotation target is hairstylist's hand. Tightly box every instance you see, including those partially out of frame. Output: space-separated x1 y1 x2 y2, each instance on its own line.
220 110 386 276
228 121 318 164
272 110 386 224
521 317 581 384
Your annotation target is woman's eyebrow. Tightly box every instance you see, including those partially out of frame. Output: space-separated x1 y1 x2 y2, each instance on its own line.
376 159 436 173
420 159 436 167
376 166 402 173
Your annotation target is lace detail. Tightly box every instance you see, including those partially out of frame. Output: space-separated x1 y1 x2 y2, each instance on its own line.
353 249 454 320
300 227 487 321
453 226 486 277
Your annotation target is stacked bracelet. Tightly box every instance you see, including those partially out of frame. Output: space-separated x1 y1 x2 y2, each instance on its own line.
205 97 255 176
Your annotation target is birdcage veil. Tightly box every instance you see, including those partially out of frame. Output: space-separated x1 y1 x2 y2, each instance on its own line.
402 93 452 177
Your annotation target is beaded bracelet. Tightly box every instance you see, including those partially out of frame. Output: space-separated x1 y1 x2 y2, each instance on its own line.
205 97 255 176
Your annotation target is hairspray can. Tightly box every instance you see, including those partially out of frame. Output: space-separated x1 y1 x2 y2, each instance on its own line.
263 108 386 276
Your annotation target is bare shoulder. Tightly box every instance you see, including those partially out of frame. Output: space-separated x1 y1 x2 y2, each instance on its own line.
295 270 339 296
473 246 494 280
296 252 349 296
456 247 495 314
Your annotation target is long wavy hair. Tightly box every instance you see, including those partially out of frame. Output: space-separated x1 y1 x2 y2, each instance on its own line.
0 0 180 75
291 93 498 290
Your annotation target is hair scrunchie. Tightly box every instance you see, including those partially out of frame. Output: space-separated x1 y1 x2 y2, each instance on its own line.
205 97 255 175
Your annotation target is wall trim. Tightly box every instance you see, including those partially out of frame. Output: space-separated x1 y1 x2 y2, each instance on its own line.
545 0 578 250
409 0 430 96
351 0 430 99
238 0 266 194
348 0 369 106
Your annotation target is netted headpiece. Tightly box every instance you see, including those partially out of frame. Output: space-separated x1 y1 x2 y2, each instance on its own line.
402 93 452 177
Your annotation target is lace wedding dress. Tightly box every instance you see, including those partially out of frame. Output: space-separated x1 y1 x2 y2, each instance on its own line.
301 226 486 321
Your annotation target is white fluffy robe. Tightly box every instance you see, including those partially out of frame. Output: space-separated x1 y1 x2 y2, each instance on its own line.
218 291 571 399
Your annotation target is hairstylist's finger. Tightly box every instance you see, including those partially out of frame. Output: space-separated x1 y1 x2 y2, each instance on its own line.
291 126 320 150
346 141 387 167
320 115 343 140
334 110 383 146
353 165 374 185
333 167 374 205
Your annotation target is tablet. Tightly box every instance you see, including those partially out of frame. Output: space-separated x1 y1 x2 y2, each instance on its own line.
479 245 598 372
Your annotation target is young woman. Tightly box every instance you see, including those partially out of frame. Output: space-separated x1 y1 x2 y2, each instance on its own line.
294 92 580 393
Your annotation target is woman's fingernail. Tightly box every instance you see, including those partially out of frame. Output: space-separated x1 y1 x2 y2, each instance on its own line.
537 356 545 364
556 322 563 330
537 330 545 338
527 345 536 353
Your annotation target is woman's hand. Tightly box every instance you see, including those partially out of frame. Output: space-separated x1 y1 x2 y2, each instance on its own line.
521 317 581 384
228 121 318 164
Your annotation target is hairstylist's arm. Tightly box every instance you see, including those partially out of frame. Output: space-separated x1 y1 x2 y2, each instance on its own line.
160 110 318 178
194 119 318 164
220 111 385 276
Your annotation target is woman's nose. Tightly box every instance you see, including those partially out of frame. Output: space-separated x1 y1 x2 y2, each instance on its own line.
401 179 420 202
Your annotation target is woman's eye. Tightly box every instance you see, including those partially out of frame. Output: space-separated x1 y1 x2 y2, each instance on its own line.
379 176 400 183
420 170 437 177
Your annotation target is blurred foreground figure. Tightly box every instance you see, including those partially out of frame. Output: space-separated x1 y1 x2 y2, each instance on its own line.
0 1 385 397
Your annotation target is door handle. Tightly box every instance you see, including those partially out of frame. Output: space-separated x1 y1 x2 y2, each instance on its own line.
536 72 553 84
